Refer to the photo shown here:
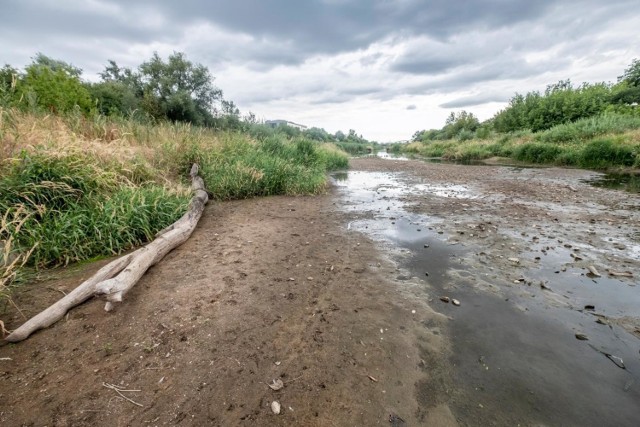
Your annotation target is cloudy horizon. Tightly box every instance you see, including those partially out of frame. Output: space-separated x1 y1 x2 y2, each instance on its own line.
2 0 639 142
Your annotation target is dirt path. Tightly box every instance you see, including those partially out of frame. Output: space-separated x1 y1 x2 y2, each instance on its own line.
0 191 454 426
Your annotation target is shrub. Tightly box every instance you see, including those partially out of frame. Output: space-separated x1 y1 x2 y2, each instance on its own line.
579 138 637 168
513 143 562 163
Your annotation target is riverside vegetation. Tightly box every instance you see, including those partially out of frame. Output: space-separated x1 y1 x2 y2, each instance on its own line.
0 53 352 304
402 59 640 169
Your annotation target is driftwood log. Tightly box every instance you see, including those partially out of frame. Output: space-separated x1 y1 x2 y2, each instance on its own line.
5 164 208 343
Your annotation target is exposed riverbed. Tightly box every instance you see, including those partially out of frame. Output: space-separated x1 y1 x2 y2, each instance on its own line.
336 156 640 426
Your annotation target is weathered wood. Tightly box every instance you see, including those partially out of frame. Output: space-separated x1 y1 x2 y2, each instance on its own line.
5 253 136 342
5 164 208 343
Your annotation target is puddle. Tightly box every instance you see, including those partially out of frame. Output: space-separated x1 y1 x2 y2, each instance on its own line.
333 169 640 426
376 151 410 161
583 173 640 193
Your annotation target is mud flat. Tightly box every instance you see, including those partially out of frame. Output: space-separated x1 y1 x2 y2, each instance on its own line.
337 156 640 426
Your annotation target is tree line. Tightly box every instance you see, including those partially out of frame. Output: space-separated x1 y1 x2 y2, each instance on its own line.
413 59 640 142
0 52 374 146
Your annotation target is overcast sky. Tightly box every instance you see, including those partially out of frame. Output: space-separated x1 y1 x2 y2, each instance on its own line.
2 0 639 141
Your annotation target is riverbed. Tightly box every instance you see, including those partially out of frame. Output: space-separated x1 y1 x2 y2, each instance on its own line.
336 156 640 426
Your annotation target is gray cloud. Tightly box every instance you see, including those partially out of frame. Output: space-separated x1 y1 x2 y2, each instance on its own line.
406 104 417 110
439 94 510 109
1 0 639 141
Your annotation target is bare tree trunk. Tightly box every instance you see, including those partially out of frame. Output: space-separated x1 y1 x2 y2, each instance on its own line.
6 164 208 343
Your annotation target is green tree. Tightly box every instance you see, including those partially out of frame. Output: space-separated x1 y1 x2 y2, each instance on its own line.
19 55 92 113
442 110 480 139
618 58 640 87
304 127 331 141
138 52 222 124
88 81 140 116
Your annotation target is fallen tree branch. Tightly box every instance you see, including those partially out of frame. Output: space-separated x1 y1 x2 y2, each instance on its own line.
5 164 208 343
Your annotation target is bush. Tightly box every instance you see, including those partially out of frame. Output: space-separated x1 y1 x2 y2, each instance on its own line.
513 143 562 163
579 138 637 169
537 113 640 143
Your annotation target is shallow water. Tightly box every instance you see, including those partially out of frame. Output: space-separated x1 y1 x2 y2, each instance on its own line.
582 172 640 193
333 168 640 426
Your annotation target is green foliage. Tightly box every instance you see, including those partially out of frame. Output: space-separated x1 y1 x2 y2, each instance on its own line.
18 56 93 113
88 81 140 116
405 59 640 170
513 143 562 163
610 85 640 105
578 138 636 169
618 58 640 87
304 127 332 141
536 113 640 143
0 65 19 107
0 153 188 268
335 141 372 155
493 80 613 133
190 134 347 200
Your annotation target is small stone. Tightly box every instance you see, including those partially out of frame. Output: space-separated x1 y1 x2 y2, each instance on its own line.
452 299 461 306
268 379 284 391
439 296 450 303
271 401 281 414
575 333 589 341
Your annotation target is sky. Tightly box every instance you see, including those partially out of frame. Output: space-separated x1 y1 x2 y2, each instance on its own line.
1 0 639 142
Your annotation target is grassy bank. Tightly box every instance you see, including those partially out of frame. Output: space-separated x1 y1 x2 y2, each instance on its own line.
405 113 640 169
0 109 348 298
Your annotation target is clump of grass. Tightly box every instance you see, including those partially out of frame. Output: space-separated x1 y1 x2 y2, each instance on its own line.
189 133 347 199
0 153 190 269
536 113 640 144
513 142 563 163
577 137 637 169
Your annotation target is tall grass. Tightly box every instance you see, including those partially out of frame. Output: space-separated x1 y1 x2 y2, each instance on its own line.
536 114 640 144
406 112 640 169
0 108 349 297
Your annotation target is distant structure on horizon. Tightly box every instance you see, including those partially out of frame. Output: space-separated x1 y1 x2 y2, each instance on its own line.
265 119 307 131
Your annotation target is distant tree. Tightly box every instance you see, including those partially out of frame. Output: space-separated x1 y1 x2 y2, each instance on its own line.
334 130 346 141
304 127 330 141
19 54 92 113
618 58 640 87
216 99 242 129
98 52 222 124
138 52 222 124
32 52 83 78
243 111 258 124
611 59 640 105
88 81 140 116
442 110 480 139
0 65 19 106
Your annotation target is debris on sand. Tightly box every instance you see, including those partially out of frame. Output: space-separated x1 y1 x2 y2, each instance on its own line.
607 270 634 278
268 379 284 391
389 413 407 426
452 299 461 306
587 266 601 277
271 401 281 414
575 333 589 341
439 296 450 303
